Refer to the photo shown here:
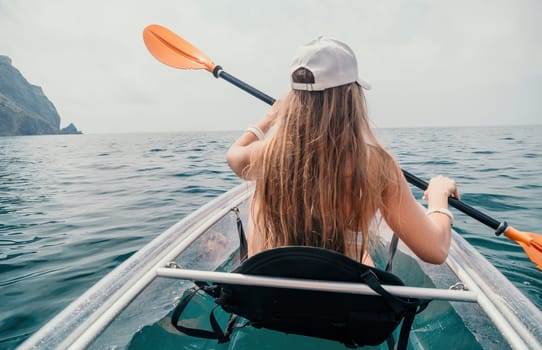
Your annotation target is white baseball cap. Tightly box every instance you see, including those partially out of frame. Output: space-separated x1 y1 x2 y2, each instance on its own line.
290 36 371 91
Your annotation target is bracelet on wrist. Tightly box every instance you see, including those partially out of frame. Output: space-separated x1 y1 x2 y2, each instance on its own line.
245 126 265 141
426 207 454 226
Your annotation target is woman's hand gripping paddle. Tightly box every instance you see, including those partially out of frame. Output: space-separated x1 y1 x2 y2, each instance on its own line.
142 24 542 271
402 170 542 270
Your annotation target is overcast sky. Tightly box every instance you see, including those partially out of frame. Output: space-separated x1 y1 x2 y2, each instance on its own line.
1 0 541 133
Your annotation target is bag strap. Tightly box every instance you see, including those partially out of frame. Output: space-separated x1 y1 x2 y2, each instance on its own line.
209 307 232 343
383 233 401 349
171 288 219 340
171 286 243 343
359 269 407 315
232 207 248 262
385 234 399 273
396 300 430 350
361 267 431 350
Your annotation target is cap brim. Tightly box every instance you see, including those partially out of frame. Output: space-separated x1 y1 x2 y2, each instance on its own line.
357 77 371 90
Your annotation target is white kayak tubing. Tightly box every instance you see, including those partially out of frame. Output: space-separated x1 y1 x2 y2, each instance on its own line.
156 267 478 302
447 236 541 350
447 254 531 350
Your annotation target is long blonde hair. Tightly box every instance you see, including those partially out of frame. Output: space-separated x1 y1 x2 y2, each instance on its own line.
251 69 399 262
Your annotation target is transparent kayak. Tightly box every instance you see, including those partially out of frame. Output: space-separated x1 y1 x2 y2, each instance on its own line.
18 183 542 349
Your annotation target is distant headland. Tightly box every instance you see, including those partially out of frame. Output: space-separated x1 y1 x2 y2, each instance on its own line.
0 55 81 136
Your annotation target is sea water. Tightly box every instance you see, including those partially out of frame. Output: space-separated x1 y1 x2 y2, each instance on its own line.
1 126 541 349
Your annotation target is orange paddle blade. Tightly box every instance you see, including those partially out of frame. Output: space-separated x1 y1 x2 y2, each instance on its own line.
505 226 542 270
143 24 216 72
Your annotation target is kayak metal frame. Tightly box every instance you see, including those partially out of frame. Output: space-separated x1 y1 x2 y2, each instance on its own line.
18 182 542 350
156 267 478 302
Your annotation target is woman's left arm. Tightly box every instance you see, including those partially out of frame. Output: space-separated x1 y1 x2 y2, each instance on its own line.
226 101 281 180
226 134 264 180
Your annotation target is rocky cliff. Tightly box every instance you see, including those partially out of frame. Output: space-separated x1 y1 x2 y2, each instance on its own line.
0 55 81 136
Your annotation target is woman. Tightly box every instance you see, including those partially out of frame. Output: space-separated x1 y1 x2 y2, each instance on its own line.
227 36 458 265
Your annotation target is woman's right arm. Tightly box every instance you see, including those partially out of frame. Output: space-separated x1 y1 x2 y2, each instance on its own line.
381 164 459 264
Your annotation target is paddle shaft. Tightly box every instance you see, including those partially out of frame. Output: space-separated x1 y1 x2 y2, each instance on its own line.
402 170 507 235
211 64 510 236
213 66 275 106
